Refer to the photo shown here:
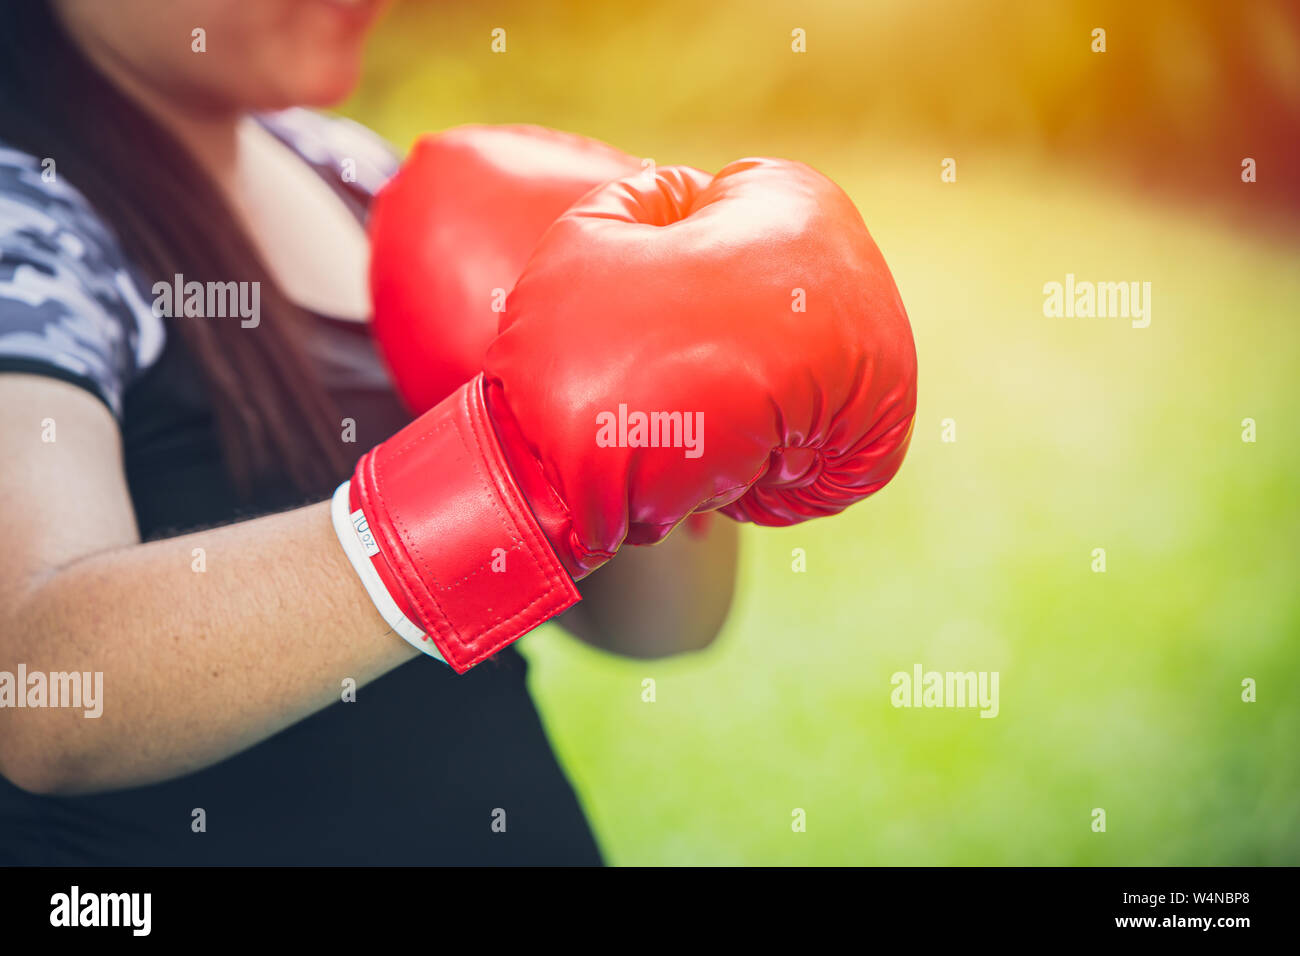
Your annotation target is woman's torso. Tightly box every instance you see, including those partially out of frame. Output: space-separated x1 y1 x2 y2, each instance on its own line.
0 109 601 865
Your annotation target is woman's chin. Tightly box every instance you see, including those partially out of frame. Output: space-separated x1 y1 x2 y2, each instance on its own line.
267 62 363 110
296 76 360 109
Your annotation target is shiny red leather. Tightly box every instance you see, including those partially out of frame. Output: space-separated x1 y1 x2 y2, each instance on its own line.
349 376 580 673
369 124 643 414
484 159 918 576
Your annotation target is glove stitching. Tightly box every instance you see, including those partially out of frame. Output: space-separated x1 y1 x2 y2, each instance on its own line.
368 385 574 667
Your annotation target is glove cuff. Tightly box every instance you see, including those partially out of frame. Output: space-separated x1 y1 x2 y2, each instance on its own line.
336 375 581 673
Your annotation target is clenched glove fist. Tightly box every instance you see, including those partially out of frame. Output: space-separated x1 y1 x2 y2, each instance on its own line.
484 157 917 576
333 128 916 672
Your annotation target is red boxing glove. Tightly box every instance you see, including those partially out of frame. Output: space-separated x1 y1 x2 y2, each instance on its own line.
332 375 580 674
334 127 692 674
484 159 917 576
338 154 914 673
368 124 643 414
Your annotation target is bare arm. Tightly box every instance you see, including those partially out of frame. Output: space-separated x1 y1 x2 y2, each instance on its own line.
0 373 737 796
0 375 417 795
558 517 739 658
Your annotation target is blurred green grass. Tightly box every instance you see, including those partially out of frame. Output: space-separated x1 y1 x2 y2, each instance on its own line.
344 1 1300 865
516 159 1300 864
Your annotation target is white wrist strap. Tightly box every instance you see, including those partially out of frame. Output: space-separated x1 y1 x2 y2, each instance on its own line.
330 480 445 663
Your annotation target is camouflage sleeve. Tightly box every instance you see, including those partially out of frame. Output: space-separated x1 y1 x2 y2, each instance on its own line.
0 145 164 418
257 107 401 203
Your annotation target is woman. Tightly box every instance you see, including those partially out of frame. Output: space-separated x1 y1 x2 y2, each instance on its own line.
0 0 737 865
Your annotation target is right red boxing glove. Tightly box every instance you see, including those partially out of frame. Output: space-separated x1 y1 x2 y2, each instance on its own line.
331 375 580 675
485 159 917 575
339 151 914 674
368 124 643 414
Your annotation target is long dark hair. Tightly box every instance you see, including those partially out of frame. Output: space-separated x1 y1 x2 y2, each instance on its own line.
0 1 351 497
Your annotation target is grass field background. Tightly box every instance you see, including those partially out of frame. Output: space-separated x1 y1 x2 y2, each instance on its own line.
345 0 1300 864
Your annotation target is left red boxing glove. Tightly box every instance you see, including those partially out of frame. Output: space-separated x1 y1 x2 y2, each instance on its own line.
335 128 702 676
368 124 643 414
